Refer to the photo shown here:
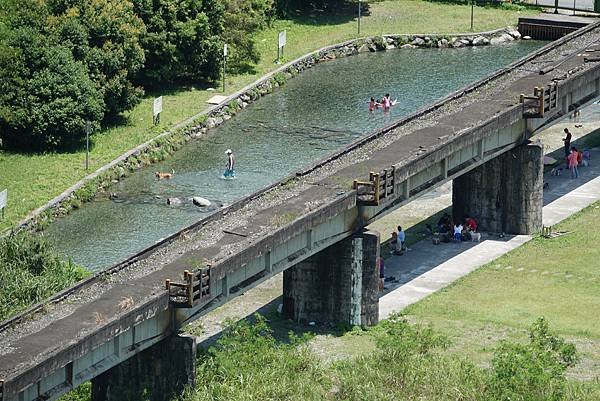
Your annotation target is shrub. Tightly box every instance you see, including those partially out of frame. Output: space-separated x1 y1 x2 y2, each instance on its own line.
488 317 579 401
0 231 89 320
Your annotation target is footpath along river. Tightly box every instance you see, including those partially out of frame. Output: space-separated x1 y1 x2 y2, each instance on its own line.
45 41 545 271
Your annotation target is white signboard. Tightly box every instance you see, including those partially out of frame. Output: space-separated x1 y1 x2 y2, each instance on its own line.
278 30 287 49
223 44 228 57
0 189 7 210
153 96 163 117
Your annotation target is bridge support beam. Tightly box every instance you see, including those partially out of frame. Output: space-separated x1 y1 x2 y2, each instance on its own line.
91 333 196 401
282 230 379 327
452 141 543 235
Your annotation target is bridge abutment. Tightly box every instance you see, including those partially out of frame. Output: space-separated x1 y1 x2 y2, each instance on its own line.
91 333 196 401
453 141 543 235
282 230 380 327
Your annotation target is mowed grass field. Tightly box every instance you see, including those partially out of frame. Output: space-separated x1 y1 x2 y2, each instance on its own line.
0 0 537 231
403 201 600 380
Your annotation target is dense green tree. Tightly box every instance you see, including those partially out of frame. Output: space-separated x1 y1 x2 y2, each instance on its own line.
0 19 104 150
48 0 146 117
223 0 275 73
132 0 224 87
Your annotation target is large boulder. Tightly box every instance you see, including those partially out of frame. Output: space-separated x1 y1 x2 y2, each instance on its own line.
358 43 370 53
401 43 416 49
411 37 425 46
192 196 211 207
167 197 182 205
472 36 488 46
507 29 522 39
490 33 514 45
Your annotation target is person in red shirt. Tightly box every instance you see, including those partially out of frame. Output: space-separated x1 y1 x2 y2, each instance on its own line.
465 216 478 233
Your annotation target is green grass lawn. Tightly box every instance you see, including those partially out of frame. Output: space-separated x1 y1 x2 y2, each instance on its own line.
403 201 600 380
0 0 537 231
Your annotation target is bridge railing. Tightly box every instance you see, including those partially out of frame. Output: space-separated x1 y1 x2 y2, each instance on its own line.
520 82 558 118
166 268 211 308
353 167 396 206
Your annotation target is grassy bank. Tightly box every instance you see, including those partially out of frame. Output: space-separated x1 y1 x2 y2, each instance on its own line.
0 0 537 232
177 314 600 401
0 232 89 320
404 201 600 380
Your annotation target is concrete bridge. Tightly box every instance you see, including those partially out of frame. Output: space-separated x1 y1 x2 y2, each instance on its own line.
2 22 600 401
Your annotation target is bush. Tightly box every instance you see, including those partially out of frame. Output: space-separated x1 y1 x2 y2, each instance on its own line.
184 314 329 401
0 231 89 321
0 28 104 151
488 317 579 401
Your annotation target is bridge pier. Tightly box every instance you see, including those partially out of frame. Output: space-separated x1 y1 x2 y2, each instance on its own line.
282 230 380 327
453 141 543 235
91 333 196 401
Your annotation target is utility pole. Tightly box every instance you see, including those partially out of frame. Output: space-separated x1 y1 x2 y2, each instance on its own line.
223 44 227 93
358 0 362 35
85 121 91 170
470 0 474 31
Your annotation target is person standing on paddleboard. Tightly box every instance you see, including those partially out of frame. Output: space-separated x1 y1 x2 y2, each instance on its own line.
224 149 235 178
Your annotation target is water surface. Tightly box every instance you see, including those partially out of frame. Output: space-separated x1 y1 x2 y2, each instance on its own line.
46 41 546 271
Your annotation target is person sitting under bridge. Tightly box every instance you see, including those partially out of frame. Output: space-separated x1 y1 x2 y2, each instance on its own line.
465 216 478 233
453 222 463 242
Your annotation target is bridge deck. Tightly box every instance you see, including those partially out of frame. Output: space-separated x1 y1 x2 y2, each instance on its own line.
3 24 600 395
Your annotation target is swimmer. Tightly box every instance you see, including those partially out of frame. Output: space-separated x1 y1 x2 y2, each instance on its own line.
382 93 391 112
224 149 235 178
368 97 380 112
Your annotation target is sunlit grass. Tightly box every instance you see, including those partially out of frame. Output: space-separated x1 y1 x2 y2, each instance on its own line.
404 201 600 379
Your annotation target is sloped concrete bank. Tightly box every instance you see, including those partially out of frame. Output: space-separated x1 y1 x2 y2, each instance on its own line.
13 27 525 233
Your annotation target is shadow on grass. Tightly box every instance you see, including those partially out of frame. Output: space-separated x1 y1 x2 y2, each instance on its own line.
281 2 370 27
195 293 355 351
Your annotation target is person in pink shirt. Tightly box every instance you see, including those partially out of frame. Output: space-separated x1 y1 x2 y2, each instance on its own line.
382 93 391 112
567 147 579 179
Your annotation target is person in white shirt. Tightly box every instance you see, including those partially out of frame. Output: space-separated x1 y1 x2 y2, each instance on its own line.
453 223 463 242
397 225 406 251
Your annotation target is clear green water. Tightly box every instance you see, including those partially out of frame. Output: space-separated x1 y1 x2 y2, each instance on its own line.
45 41 545 271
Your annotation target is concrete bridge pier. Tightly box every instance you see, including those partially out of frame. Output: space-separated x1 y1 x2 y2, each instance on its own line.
282 230 380 327
452 141 544 235
91 333 196 401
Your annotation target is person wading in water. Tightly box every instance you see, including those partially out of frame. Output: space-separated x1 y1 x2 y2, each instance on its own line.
224 149 235 178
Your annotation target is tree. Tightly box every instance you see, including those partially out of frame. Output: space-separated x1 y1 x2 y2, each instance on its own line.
0 27 104 150
223 0 275 74
48 0 146 118
132 0 224 87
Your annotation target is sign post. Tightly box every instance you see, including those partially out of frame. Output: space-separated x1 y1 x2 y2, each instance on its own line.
85 121 91 170
277 30 286 64
153 96 163 126
0 189 7 220
223 44 227 93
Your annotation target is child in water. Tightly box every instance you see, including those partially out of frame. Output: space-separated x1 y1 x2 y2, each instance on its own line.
369 97 380 112
224 149 235 178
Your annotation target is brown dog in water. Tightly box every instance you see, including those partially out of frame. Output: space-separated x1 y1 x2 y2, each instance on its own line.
155 169 175 179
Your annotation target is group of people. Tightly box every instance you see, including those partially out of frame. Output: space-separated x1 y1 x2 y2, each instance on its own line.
562 128 590 179
369 94 397 113
436 212 478 242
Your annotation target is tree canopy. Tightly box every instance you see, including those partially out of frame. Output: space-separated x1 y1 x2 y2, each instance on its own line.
0 0 277 152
